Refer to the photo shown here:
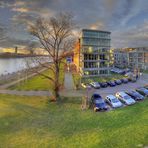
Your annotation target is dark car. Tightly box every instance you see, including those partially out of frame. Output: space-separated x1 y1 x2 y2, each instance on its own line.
114 79 122 85
107 81 116 87
144 85 148 90
128 77 137 82
121 78 128 83
91 93 108 112
136 87 148 97
126 90 144 101
99 82 108 88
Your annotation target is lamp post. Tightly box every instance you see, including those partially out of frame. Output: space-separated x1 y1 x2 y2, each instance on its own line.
4 70 7 82
81 71 92 110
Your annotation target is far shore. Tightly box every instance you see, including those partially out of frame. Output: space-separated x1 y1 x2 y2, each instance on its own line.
0 53 48 58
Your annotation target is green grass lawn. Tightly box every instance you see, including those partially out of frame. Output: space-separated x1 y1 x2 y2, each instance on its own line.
143 70 148 74
9 64 65 91
72 73 81 87
0 94 148 148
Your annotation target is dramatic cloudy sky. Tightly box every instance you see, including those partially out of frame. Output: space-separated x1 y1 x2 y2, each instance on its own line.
0 0 148 49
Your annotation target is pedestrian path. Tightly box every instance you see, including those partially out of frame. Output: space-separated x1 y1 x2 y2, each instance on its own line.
0 90 51 96
64 72 75 90
0 89 85 97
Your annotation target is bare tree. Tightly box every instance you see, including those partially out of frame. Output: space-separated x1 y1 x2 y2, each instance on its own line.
25 41 38 55
28 13 75 101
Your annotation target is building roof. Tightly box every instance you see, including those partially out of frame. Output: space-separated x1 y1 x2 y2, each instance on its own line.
82 29 111 34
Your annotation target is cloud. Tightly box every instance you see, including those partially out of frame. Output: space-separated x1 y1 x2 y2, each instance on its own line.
0 36 31 48
112 20 148 48
0 0 148 48
12 7 29 13
89 21 105 30
11 13 37 25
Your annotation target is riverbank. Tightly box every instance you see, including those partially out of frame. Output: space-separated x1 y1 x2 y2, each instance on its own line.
0 66 46 86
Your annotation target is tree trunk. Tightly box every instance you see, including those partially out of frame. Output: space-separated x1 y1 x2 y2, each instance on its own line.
52 63 61 102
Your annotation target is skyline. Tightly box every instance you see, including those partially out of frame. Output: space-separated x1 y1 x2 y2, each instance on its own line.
0 0 148 50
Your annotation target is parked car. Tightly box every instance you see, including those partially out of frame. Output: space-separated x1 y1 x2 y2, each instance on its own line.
125 72 133 77
107 81 116 87
99 82 108 88
120 78 128 83
144 85 148 90
136 87 148 96
90 82 100 89
128 76 137 82
126 90 144 101
105 95 123 108
81 83 91 89
114 79 122 85
115 92 136 105
91 93 108 111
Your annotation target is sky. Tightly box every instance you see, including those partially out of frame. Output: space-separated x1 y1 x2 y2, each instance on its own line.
0 0 148 50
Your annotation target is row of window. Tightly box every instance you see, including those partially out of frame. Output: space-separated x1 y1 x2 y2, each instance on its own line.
84 70 108 75
83 31 110 39
83 54 108 60
84 62 108 68
82 47 109 53
82 38 110 46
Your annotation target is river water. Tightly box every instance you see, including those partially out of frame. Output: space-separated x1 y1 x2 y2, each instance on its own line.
0 57 49 75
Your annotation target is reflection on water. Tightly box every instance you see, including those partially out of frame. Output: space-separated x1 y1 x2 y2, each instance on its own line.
0 57 50 75
0 58 27 75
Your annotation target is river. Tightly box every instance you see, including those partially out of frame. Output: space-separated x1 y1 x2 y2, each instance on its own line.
0 57 49 76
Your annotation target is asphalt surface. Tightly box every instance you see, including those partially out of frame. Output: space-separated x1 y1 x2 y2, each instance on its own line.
91 74 148 98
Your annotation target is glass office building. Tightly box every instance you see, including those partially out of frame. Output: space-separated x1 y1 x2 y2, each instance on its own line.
79 29 111 76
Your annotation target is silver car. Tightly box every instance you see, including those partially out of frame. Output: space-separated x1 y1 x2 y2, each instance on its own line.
115 92 136 105
106 95 123 108
90 82 100 89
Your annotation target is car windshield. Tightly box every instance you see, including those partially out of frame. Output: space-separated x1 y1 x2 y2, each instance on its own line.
132 91 139 95
124 95 131 100
95 99 104 104
111 98 119 103
93 94 101 99
140 88 147 91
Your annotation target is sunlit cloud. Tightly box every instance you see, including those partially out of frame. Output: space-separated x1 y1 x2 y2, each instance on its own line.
12 7 29 13
0 0 148 48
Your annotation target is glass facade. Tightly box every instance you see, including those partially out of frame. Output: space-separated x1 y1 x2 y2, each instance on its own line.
80 29 111 76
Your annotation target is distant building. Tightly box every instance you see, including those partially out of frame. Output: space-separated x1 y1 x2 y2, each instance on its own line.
74 29 111 77
114 49 129 68
114 47 148 70
15 46 18 54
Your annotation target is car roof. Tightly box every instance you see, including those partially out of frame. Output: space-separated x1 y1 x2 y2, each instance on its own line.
106 95 116 99
138 87 146 90
118 92 127 96
93 93 101 97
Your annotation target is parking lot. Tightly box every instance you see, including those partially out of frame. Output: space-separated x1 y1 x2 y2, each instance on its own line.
91 73 148 98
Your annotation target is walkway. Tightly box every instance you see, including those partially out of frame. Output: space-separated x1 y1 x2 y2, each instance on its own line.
0 89 85 97
0 90 51 96
64 72 75 90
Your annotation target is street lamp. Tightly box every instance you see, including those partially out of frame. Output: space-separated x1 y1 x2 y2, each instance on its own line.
81 71 92 110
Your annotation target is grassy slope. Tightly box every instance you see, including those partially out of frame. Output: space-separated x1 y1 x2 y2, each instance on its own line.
0 94 148 148
9 64 65 91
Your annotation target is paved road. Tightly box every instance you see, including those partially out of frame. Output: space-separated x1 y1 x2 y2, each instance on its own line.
64 72 75 90
0 90 51 96
92 74 148 98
